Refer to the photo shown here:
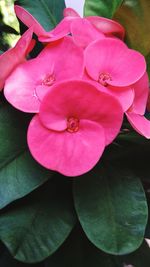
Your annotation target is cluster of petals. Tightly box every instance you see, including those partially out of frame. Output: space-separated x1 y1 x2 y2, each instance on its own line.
1 5 150 176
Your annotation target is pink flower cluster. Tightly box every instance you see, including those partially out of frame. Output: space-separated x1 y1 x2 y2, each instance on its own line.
0 6 149 176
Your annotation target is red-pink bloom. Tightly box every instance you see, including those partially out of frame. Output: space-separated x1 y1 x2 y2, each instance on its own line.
27 80 123 176
4 37 84 113
85 38 146 87
0 28 34 90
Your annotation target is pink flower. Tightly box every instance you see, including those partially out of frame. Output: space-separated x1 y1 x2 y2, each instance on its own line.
84 37 146 111
27 80 123 176
85 38 146 87
4 37 84 113
0 28 34 90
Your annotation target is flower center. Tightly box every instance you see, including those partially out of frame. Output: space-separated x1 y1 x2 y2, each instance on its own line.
42 74 55 86
98 72 111 86
67 117 79 133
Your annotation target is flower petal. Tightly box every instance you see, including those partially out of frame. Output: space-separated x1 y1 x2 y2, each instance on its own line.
63 7 80 17
126 112 150 138
0 28 33 90
85 38 146 87
4 37 84 112
15 5 46 36
39 36 84 81
40 80 123 145
130 72 149 115
27 115 106 177
71 18 105 48
4 57 54 112
87 16 125 40
99 84 134 112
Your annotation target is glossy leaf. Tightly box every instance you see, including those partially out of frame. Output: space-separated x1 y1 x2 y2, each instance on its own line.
16 0 66 31
114 0 150 56
0 176 76 263
0 104 52 209
84 0 123 18
74 162 148 255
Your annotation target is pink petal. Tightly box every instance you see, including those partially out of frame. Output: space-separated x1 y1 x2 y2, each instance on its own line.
85 38 146 87
99 84 134 112
4 37 84 112
39 17 73 42
83 72 134 112
27 115 106 176
126 112 150 138
15 5 46 36
63 7 80 17
87 16 125 40
4 57 54 112
71 18 105 48
0 28 33 90
129 72 149 115
39 80 123 145
39 36 84 81
146 91 150 112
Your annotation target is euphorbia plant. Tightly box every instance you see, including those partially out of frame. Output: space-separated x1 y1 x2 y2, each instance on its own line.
0 1 150 266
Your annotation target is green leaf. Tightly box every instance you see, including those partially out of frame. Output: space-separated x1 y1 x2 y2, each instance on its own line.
84 0 123 18
16 0 66 31
114 0 150 56
0 104 52 209
0 176 76 263
45 224 117 267
0 243 44 267
74 162 148 255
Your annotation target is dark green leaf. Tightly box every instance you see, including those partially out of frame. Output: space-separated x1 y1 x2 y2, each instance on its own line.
0 176 76 263
45 224 117 267
0 104 52 209
84 0 123 18
16 0 66 31
114 0 150 56
74 162 148 255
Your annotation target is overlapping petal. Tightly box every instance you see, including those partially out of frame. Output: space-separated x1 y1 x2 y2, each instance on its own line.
86 16 125 40
85 38 146 87
129 72 149 115
15 5 72 43
39 80 123 145
126 112 150 138
4 37 84 112
15 5 46 37
70 18 105 48
27 80 123 176
28 116 105 177
0 28 34 90
63 7 80 18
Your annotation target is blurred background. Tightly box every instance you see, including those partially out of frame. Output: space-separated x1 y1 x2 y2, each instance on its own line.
0 0 19 51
